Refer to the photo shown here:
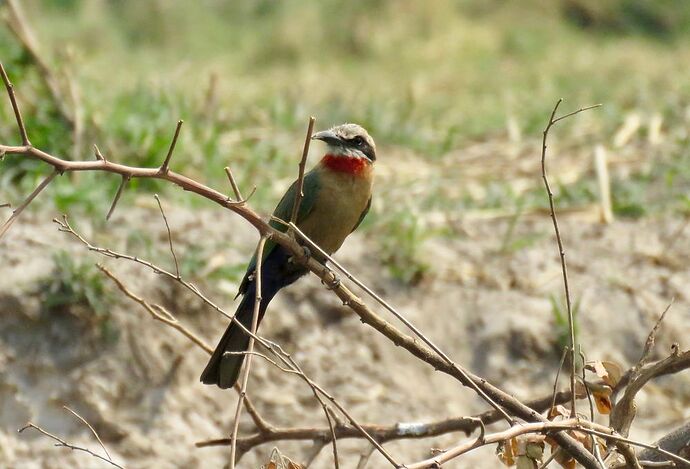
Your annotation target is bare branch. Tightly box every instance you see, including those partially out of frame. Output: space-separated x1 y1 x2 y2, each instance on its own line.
541 99 601 417
18 422 125 469
230 235 268 469
63 406 113 461
0 170 57 241
289 116 315 230
160 120 183 174
0 62 30 145
224 166 243 201
105 175 130 221
153 194 180 278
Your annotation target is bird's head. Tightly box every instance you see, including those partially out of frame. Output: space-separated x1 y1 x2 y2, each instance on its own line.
312 123 376 164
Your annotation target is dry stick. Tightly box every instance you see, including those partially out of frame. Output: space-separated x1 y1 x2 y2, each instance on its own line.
0 169 57 240
106 175 130 221
160 120 183 174
63 406 112 461
4 0 75 130
541 99 602 418
0 71 598 468
18 422 125 469
0 62 30 145
224 166 243 201
153 194 180 278
578 348 607 469
611 300 674 436
197 391 575 449
289 116 315 232
93 144 106 162
230 236 268 469
549 346 569 417
287 221 516 425
406 418 690 469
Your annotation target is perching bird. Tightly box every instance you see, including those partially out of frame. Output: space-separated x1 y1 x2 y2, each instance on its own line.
201 123 376 389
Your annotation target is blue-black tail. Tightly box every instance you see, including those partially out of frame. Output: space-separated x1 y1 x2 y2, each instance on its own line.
200 246 307 388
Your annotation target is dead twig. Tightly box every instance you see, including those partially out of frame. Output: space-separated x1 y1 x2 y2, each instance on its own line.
230 236 268 469
153 194 180 278
541 99 601 417
18 422 125 469
289 116 315 232
160 120 183 174
0 169 57 240
62 406 113 461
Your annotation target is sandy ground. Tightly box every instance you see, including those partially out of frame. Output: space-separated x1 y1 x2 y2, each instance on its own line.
0 204 688 468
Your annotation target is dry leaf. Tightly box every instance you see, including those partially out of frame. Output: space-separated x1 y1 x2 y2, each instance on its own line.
262 448 304 469
601 361 622 387
593 388 613 415
497 437 519 466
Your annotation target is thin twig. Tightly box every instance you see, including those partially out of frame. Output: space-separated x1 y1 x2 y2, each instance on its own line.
289 116 315 231
106 175 130 221
224 166 243 201
18 422 125 469
0 61 31 145
160 120 183 174
63 406 112 460
0 169 57 240
153 194 180 278
93 144 105 162
549 346 569 417
230 235 268 469
541 99 601 417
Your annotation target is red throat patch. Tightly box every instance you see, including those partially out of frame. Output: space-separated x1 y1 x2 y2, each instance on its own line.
321 154 368 175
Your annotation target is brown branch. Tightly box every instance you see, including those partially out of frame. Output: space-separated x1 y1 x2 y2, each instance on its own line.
611 347 690 438
0 62 30 145
63 406 113 461
160 120 183 174
153 194 180 278
289 116 315 230
541 99 601 418
18 422 125 469
0 169 57 240
224 166 243 201
196 390 575 449
230 236 268 469
637 421 690 465
407 418 690 469
105 175 130 221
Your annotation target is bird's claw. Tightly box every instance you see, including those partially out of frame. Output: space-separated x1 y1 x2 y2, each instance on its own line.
289 246 311 264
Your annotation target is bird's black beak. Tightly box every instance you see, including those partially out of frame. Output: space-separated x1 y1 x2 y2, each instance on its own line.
311 130 342 146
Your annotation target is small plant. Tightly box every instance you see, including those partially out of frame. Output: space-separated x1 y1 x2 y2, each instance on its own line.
40 251 117 342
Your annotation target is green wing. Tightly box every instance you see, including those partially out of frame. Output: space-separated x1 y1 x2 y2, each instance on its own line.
351 196 371 233
236 171 321 296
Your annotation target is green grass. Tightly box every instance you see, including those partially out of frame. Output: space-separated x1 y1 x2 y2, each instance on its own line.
2 0 690 277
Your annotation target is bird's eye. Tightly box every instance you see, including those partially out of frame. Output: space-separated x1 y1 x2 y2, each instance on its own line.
353 136 365 147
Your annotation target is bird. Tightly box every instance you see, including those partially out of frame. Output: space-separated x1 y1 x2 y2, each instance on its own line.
200 123 376 389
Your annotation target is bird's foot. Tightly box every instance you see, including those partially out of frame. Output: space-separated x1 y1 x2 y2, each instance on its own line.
289 245 311 264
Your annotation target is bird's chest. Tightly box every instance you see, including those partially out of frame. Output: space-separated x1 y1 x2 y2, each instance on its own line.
299 171 372 254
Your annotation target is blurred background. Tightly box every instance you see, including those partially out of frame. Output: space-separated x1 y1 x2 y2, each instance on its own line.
1 1 689 468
